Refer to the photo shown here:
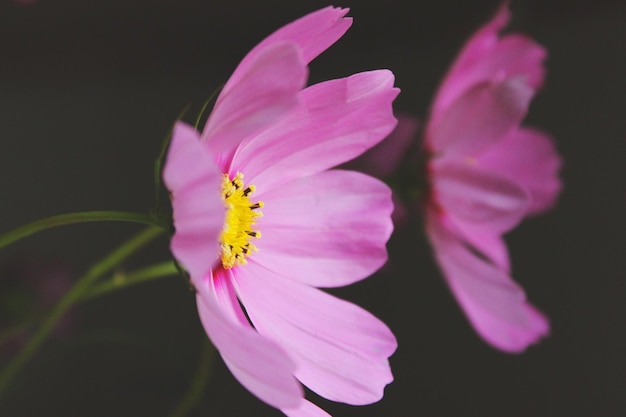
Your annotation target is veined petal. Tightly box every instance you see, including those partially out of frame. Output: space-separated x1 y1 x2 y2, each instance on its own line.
207 269 251 327
432 3 545 117
432 157 529 234
282 399 332 417
163 122 223 280
224 6 351 92
253 170 393 288
427 78 533 156
426 209 550 352
477 127 563 215
231 70 399 190
233 263 397 405
202 42 307 160
195 274 303 410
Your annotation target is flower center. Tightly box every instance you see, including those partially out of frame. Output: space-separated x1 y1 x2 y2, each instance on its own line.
220 172 263 269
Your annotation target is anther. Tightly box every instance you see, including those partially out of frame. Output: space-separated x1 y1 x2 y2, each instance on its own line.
219 172 262 269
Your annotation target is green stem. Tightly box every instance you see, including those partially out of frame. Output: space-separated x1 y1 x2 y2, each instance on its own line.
0 211 167 250
169 339 215 417
0 316 39 346
82 261 179 301
154 110 185 212
0 226 164 398
193 83 223 130
0 262 180 349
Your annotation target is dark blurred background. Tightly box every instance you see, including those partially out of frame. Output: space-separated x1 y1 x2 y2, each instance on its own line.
0 0 624 416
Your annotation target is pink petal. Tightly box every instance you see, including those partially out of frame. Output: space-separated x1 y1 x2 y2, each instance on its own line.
195 274 303 410
282 399 332 417
427 78 533 156
432 2 546 116
202 42 307 160
252 170 393 288
431 157 529 234
233 263 397 405
477 127 563 215
447 219 511 272
162 122 223 280
224 6 351 91
208 269 252 327
426 209 549 353
231 70 399 190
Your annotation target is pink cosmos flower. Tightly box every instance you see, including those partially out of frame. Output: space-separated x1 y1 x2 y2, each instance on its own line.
163 7 398 416
423 3 562 352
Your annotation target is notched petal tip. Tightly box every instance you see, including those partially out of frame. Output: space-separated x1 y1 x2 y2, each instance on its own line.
429 0 547 121
483 302 550 354
230 5 352 77
426 210 551 353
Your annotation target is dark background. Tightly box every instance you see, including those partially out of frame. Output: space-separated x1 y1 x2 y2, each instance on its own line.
0 0 624 416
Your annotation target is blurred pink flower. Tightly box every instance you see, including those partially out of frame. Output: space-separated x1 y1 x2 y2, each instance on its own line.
423 3 562 352
163 7 398 416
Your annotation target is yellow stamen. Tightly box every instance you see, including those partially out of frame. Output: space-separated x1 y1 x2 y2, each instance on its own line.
220 172 263 269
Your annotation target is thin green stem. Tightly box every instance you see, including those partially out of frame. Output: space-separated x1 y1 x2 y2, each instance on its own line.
169 339 215 417
0 316 39 346
82 261 179 301
154 105 190 212
0 262 180 348
0 226 164 398
0 211 167 250
193 83 223 130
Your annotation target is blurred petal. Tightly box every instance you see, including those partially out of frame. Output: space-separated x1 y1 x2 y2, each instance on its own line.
234 263 396 405
202 42 307 159
427 78 533 156
253 170 393 288
432 157 529 234
448 219 511 272
426 209 550 352
477 127 563 215
432 2 545 116
232 70 399 190
195 275 303 409
163 122 223 280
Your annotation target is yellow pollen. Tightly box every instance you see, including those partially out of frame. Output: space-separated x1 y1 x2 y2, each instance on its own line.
220 172 263 269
